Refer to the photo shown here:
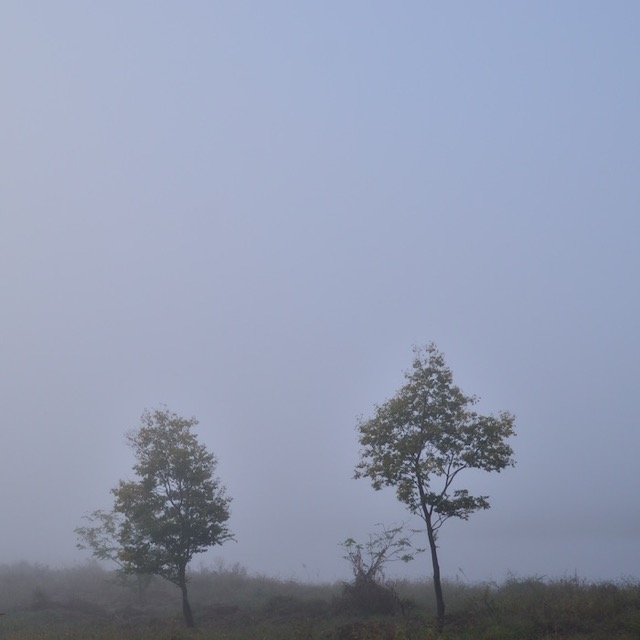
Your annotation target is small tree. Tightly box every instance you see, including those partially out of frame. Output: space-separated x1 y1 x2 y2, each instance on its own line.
339 523 421 615
355 344 515 633
76 407 232 627
341 523 419 587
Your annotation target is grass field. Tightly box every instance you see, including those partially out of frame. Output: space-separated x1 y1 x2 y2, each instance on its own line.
0 561 639 639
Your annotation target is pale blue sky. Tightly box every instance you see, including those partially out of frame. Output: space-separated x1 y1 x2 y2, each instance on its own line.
1 2 638 583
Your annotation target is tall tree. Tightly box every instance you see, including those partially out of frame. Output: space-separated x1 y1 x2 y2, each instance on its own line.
355 344 515 633
77 407 232 628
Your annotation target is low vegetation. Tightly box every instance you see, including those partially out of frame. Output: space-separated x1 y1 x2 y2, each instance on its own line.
0 561 639 639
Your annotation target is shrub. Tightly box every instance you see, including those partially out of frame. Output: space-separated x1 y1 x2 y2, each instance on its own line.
333 577 400 616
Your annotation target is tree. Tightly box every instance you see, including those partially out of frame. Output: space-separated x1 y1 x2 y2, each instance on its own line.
354 344 515 633
76 407 232 628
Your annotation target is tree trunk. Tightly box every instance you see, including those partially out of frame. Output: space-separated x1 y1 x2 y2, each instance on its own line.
425 512 445 634
178 567 195 628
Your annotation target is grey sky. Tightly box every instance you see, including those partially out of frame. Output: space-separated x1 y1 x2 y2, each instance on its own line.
1 2 638 583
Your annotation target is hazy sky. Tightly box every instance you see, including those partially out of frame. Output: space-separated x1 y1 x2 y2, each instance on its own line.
1 2 638 584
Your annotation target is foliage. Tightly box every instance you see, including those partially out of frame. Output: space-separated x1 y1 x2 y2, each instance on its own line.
75 513 154 603
354 343 516 631
75 510 125 567
113 408 232 579
75 406 232 627
355 344 516 528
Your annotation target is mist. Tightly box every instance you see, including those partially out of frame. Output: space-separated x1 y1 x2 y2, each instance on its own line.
1 2 638 585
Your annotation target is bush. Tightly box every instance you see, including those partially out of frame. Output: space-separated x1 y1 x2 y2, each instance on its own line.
333 577 400 616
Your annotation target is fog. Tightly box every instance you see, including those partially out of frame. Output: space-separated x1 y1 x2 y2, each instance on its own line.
1 2 638 584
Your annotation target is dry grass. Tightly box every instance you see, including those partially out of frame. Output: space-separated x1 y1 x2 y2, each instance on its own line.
0 562 638 639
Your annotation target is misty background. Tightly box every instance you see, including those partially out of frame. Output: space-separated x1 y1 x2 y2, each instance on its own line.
1 2 638 584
